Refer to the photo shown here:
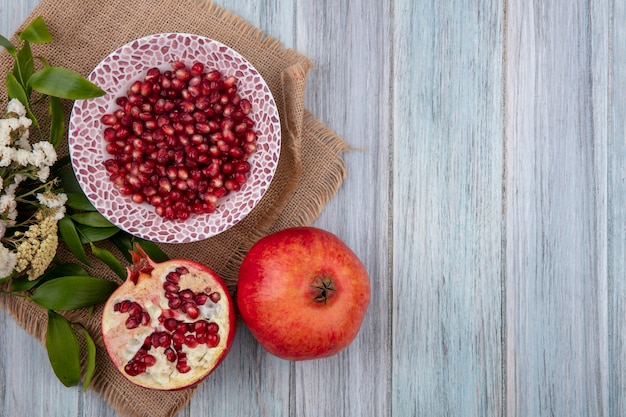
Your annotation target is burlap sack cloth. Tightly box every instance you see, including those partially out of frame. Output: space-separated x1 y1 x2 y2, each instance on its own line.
0 0 349 416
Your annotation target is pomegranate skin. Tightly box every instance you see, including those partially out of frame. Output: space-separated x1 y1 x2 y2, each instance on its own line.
237 227 371 361
101 247 236 390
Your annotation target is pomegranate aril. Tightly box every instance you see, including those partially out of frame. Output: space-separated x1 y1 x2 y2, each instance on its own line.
194 293 208 305
193 320 208 333
235 172 248 184
117 300 131 312
243 142 257 154
176 363 191 374
239 98 252 114
172 331 186 346
128 302 143 316
207 334 220 348
190 62 205 76
185 334 198 348
142 354 157 366
176 321 191 333
166 271 181 283
163 281 180 293
223 75 237 88
224 179 240 191
182 302 200 319
209 292 221 303
164 347 177 362
207 322 219 334
164 318 179 331
126 316 141 329
235 161 251 173
175 266 189 275
179 289 194 301
168 296 183 309
158 332 171 347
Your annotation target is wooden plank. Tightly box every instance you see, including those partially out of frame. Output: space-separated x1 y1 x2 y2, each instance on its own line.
505 0 610 415
0 2 294 417
0 309 82 416
291 1 392 416
0 1 37 38
154 1 295 416
391 1 504 415
1 4 86 417
609 1 626 415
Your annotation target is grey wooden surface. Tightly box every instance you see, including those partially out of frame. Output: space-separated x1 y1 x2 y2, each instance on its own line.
1 0 624 416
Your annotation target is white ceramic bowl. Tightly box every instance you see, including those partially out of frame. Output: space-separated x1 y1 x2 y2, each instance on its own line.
68 33 280 243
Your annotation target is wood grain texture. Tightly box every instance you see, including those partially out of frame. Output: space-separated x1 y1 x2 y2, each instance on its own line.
505 0 610 416
610 0 626 415
3 0 626 416
392 1 504 416
295 1 391 416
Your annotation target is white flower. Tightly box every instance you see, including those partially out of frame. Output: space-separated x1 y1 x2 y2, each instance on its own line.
6 98 27 117
0 123 10 147
0 177 3 193
0 145 15 166
16 130 31 151
28 148 46 167
17 116 32 129
0 219 6 239
14 149 31 166
0 194 15 212
0 244 17 278
37 166 50 182
8 174 25 193
0 119 19 147
0 194 17 226
32 141 57 166
37 192 68 209
50 205 66 220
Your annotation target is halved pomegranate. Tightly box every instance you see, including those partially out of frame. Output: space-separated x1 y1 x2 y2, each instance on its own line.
101 245 236 390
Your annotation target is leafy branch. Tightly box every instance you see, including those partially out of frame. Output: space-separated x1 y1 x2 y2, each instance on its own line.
0 16 168 389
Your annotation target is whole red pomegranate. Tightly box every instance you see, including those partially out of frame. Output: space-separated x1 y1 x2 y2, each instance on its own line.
237 227 370 361
101 246 236 390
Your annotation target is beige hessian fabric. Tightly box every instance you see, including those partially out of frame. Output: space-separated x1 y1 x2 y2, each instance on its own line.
0 1 348 416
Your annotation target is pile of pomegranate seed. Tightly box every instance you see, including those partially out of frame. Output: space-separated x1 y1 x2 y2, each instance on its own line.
101 60 259 221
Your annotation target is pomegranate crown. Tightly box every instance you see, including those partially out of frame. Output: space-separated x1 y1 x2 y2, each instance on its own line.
127 244 154 283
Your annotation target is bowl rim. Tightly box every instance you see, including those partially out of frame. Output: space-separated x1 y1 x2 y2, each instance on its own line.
68 32 281 244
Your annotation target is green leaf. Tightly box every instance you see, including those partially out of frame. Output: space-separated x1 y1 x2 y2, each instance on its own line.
90 243 126 279
6 72 39 127
133 238 169 262
65 192 96 211
12 262 91 292
0 272 15 283
77 225 120 243
71 212 115 228
6 72 29 104
51 154 70 173
0 34 16 56
13 40 34 89
82 328 96 390
58 168 82 193
44 263 90 278
29 66 105 100
30 275 118 310
19 16 53 44
46 311 81 387
49 96 65 147
110 233 134 262
11 276 41 292
58 216 90 265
